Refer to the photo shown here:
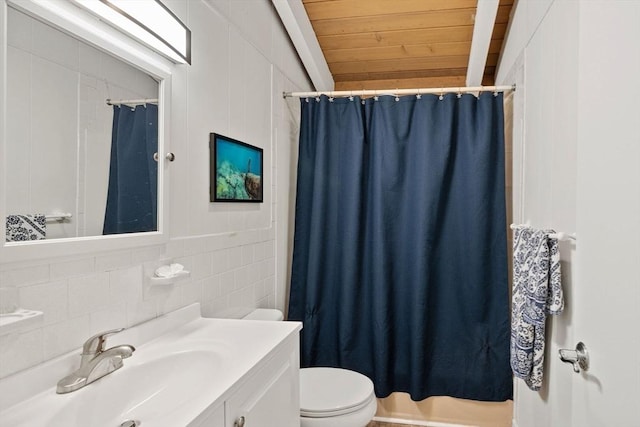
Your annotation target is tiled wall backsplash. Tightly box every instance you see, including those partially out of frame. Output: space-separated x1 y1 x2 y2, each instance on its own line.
0 228 276 379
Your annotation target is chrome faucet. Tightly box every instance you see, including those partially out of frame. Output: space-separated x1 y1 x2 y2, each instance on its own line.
56 328 135 394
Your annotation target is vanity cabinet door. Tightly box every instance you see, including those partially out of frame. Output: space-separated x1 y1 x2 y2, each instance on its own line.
225 336 299 427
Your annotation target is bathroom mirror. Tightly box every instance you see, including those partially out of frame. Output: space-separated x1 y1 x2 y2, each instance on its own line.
0 0 173 262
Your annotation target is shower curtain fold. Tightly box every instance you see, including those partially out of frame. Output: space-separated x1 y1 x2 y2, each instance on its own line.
289 93 512 402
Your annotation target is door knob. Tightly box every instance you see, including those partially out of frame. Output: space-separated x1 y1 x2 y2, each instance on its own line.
559 342 589 373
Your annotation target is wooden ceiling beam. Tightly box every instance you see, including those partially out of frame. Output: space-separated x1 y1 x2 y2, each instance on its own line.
335 75 468 91
317 24 507 50
309 5 512 36
333 67 496 86
311 8 476 35
324 39 503 64
302 0 478 21
272 0 334 90
330 54 499 75
466 0 500 86
333 68 471 83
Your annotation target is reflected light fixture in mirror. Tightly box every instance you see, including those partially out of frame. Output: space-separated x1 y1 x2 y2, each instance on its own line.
72 0 191 64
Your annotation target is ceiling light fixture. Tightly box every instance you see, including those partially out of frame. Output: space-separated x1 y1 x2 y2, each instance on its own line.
71 0 191 64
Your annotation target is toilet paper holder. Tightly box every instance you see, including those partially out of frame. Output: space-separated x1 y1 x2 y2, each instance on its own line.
559 342 589 373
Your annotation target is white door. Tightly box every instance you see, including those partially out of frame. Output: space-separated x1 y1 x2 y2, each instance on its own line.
573 2 640 426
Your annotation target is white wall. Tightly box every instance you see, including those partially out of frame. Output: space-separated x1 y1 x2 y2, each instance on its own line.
497 2 579 425
0 0 310 379
497 1 640 426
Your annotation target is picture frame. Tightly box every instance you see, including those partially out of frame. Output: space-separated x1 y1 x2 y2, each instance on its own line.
210 133 263 203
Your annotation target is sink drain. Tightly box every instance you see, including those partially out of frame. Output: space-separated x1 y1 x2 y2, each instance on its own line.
120 420 141 427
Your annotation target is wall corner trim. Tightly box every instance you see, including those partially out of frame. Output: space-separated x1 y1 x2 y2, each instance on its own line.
271 0 334 91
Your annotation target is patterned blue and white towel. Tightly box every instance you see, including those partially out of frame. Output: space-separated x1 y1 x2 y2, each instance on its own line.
5 214 46 242
510 226 563 391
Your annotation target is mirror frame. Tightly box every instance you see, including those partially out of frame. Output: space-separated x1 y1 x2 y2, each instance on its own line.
0 0 173 263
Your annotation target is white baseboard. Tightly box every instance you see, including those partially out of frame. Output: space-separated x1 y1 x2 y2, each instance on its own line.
512 420 519 427
372 416 478 427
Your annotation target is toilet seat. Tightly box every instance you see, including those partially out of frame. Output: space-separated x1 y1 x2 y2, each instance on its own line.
300 367 375 418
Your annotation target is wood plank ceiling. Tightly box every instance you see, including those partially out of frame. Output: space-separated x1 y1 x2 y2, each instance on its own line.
302 0 514 91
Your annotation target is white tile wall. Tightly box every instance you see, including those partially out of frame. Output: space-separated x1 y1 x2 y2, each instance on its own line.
18 281 68 325
90 302 127 334
67 273 110 317
0 329 43 378
43 315 92 360
1 232 283 377
0 0 311 380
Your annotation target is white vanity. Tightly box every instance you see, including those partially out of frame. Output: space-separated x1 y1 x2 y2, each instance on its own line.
0 304 302 426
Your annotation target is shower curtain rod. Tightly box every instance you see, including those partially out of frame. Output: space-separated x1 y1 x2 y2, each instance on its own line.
106 98 158 106
283 84 515 99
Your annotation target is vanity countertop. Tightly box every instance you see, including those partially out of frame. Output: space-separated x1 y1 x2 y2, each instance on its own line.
0 304 302 427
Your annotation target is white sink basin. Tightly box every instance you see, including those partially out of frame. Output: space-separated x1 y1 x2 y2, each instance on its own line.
0 304 301 427
50 349 222 426
2 346 224 426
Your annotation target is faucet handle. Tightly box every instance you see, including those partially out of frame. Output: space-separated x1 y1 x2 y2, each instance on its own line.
82 328 124 356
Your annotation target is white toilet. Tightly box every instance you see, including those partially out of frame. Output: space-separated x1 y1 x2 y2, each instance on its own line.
242 309 377 427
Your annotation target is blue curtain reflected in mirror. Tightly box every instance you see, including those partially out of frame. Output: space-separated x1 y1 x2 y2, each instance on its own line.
103 104 158 235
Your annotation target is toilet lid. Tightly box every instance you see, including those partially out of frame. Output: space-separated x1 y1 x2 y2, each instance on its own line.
300 367 375 418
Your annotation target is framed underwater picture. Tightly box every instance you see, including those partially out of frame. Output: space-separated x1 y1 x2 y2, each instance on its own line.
210 133 263 202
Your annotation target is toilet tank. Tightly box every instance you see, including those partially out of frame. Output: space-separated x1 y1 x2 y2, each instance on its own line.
243 308 284 321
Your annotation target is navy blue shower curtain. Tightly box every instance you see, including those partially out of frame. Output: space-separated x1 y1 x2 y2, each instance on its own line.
103 104 158 235
288 93 512 402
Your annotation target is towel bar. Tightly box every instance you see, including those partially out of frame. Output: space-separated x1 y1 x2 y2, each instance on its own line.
547 231 576 241
45 213 72 221
510 224 576 241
